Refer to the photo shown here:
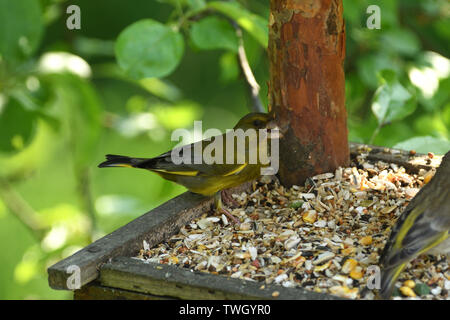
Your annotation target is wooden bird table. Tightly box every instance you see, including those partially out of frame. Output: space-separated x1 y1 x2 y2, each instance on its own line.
47 143 442 300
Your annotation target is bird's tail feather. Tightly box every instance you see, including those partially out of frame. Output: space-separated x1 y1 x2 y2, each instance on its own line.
379 263 405 299
98 154 143 168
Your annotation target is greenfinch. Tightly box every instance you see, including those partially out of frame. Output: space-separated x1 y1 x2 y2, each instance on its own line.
379 150 450 299
98 112 279 224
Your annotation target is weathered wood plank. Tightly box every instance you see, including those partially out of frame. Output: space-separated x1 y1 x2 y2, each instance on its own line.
349 142 443 172
48 183 252 290
48 192 210 290
74 282 175 300
100 256 342 300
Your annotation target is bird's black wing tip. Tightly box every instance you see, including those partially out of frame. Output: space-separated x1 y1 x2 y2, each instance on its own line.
98 162 108 168
98 154 133 168
105 154 123 160
98 154 124 168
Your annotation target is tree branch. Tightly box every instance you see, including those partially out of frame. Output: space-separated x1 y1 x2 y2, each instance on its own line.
174 6 265 113
75 168 96 242
0 177 45 241
233 22 265 113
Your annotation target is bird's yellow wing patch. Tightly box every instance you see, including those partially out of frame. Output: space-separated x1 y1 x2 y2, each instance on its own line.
223 163 247 176
151 169 199 176
394 207 420 249
114 164 133 168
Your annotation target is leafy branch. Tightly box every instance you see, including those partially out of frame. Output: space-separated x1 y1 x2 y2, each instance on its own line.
116 0 268 113
369 70 417 143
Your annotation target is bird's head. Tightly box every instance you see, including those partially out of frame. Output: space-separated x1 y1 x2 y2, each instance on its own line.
234 112 274 130
234 112 282 139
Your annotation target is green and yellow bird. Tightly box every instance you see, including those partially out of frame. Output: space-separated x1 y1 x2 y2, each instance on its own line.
98 112 279 224
379 150 450 299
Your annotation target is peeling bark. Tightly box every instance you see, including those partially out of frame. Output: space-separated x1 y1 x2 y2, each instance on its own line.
269 0 349 187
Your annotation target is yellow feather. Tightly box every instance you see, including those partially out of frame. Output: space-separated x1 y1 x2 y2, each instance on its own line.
417 231 448 256
223 163 248 176
394 207 420 249
115 164 133 168
151 169 199 176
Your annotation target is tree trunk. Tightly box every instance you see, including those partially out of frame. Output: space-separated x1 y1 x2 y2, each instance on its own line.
268 0 349 187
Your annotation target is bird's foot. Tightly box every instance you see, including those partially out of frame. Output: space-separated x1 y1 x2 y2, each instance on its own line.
219 206 241 225
221 189 240 208
214 190 240 225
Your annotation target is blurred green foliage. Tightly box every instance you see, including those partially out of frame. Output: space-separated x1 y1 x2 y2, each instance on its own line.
0 0 448 299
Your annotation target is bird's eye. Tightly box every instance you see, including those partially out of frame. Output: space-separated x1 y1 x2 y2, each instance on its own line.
253 119 264 127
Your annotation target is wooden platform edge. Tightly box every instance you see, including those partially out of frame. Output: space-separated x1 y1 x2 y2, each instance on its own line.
47 191 211 290
47 182 252 290
99 256 343 300
349 142 442 172
74 282 176 300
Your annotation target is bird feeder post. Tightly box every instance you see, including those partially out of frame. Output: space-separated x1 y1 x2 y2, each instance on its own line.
268 0 349 187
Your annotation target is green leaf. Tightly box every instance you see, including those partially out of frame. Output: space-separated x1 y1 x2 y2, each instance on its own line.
9 88 60 131
381 29 420 56
393 136 450 155
115 19 184 79
0 96 36 153
371 70 416 126
357 54 399 89
207 1 268 47
187 0 206 10
9 89 39 111
190 16 239 52
0 0 44 65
